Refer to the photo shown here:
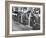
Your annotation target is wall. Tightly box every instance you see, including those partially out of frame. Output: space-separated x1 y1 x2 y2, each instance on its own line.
0 0 46 38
